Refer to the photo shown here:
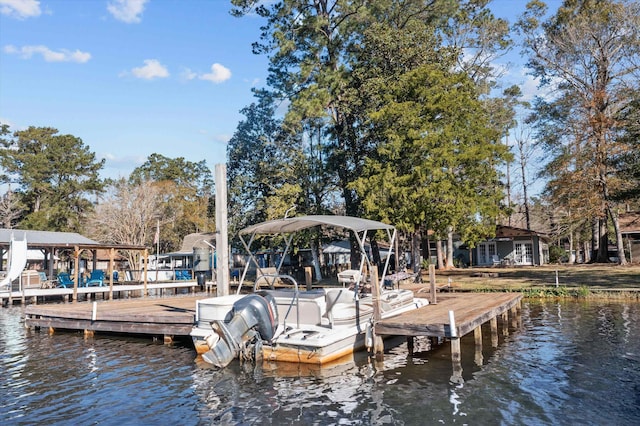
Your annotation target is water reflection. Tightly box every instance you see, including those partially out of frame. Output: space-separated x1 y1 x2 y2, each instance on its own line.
2 301 640 425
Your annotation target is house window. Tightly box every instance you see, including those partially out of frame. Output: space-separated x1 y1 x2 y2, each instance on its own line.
514 241 533 265
478 242 497 265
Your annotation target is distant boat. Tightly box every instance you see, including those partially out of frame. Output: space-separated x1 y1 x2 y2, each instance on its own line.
191 215 428 367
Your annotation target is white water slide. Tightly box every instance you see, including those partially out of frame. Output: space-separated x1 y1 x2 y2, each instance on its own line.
0 237 28 290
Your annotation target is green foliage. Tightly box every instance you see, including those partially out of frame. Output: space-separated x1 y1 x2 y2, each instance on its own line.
548 245 567 264
352 65 509 246
0 124 105 232
129 154 215 250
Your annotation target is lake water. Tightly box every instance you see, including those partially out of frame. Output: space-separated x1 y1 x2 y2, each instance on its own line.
1 299 639 425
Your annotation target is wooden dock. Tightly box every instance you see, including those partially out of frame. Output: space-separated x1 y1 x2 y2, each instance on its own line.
24 295 201 342
23 291 523 359
376 292 523 365
376 292 522 338
1 281 200 306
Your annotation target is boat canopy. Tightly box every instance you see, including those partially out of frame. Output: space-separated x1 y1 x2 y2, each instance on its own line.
239 215 394 236
236 215 396 294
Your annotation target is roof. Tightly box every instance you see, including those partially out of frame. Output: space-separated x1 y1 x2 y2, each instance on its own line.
239 215 394 235
0 229 100 247
0 229 146 251
495 225 548 240
619 212 640 233
180 232 216 252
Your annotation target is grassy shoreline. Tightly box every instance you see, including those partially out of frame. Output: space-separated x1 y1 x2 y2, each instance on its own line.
406 264 640 300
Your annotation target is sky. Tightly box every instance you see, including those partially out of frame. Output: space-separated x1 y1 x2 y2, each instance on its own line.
0 0 559 183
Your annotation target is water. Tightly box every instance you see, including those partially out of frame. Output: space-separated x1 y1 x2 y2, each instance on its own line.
2 300 639 425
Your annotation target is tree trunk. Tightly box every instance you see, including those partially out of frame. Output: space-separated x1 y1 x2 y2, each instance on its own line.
370 239 382 274
595 217 609 263
446 227 455 269
583 240 590 264
608 205 627 265
311 239 322 281
590 218 599 262
411 229 421 274
569 230 574 264
436 240 445 270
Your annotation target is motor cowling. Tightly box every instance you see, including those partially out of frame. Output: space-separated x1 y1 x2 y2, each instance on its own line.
201 292 278 368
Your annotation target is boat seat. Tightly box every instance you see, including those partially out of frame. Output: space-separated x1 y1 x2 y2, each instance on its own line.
273 298 323 327
325 289 358 327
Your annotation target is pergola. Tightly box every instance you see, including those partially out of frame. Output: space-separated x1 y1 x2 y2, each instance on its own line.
0 229 150 300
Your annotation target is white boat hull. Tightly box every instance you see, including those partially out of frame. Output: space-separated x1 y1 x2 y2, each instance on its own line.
191 288 428 365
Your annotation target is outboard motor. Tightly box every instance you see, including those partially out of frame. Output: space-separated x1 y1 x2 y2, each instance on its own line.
202 292 278 368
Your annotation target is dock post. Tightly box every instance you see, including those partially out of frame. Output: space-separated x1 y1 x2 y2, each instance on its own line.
370 267 384 359
449 310 463 383
304 267 312 291
429 265 437 304
474 325 483 366
448 310 461 361
490 316 498 347
407 336 414 355
510 306 518 329
501 311 509 336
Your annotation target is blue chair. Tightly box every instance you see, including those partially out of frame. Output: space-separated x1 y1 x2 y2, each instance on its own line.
56 273 75 288
86 270 105 287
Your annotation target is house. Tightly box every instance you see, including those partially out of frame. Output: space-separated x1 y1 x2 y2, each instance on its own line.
619 212 640 263
471 225 549 267
149 232 216 281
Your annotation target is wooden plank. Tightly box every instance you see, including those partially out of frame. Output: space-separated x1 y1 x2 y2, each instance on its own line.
24 296 201 336
375 292 522 338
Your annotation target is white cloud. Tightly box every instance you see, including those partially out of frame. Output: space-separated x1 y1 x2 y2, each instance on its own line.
0 0 41 19
4 44 91 63
200 63 232 83
180 67 198 81
129 59 169 79
107 0 148 24
0 117 15 128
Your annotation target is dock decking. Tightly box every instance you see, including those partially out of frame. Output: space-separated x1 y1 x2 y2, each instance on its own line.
23 291 522 358
24 295 201 340
376 292 522 338
1 281 199 306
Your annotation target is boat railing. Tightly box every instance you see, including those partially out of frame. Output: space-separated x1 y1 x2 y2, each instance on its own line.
254 274 301 329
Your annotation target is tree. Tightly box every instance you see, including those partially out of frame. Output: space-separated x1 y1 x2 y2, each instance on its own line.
352 66 510 270
231 1 455 220
519 0 640 264
227 98 300 233
0 188 23 229
0 125 105 232
129 153 215 251
85 179 162 278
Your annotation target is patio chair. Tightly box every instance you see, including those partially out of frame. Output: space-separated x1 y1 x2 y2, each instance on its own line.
39 271 55 289
86 270 105 287
491 255 501 266
56 273 75 288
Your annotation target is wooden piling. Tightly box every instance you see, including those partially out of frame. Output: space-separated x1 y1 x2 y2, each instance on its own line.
304 267 313 291
370 267 384 358
474 325 483 366
429 264 437 304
